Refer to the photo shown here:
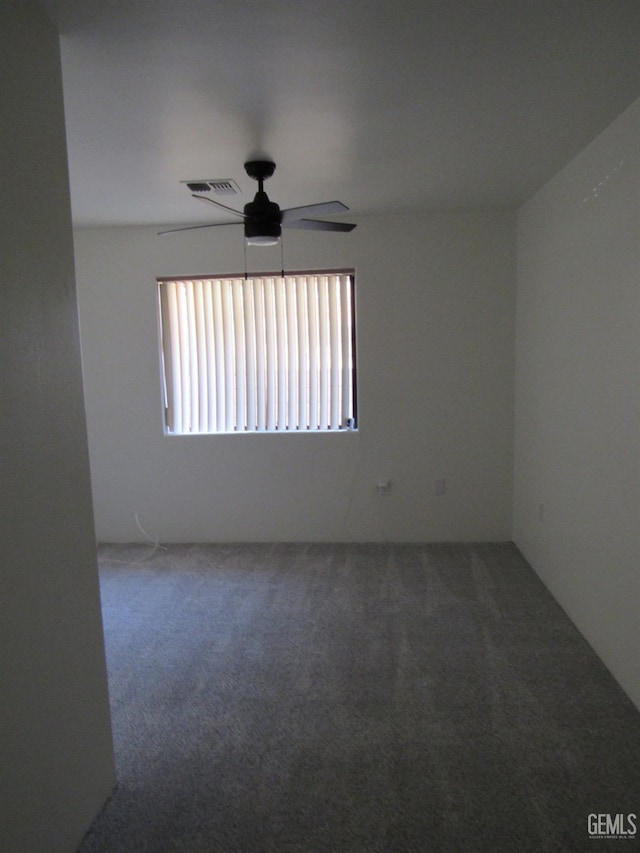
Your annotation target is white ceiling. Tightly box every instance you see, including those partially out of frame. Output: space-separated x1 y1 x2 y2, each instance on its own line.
44 0 640 228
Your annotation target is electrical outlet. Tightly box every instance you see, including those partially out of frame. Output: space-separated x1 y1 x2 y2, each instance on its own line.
377 480 392 496
434 479 446 496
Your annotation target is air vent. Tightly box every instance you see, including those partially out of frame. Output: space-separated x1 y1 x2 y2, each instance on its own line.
181 179 241 195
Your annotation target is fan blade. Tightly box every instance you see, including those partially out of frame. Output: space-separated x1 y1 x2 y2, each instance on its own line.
158 221 242 235
281 201 349 223
192 194 246 218
283 218 356 232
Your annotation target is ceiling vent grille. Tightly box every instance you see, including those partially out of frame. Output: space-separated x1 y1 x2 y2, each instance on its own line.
182 179 240 195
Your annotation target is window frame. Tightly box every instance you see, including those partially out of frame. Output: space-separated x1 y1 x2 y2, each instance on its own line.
157 269 358 435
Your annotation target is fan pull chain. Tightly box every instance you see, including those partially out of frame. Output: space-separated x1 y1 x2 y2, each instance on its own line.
243 236 248 280
280 231 285 278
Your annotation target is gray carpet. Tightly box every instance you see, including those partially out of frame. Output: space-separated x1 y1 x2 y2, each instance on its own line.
77 543 640 852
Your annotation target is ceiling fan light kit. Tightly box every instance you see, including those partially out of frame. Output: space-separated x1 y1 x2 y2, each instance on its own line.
245 231 281 247
159 160 356 245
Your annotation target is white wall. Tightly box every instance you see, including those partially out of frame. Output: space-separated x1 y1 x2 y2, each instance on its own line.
514 98 640 709
0 4 115 852
74 213 515 543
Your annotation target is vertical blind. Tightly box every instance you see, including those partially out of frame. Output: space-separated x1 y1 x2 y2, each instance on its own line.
158 273 356 433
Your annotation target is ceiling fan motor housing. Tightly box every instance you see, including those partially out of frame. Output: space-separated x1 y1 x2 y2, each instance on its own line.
244 191 282 241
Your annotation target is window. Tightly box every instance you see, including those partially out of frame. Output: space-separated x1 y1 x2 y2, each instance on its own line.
158 271 357 434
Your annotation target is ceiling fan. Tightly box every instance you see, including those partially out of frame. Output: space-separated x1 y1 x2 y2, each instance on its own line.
158 160 356 246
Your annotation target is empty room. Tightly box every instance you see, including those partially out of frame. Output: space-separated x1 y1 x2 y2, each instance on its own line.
3 1 640 851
